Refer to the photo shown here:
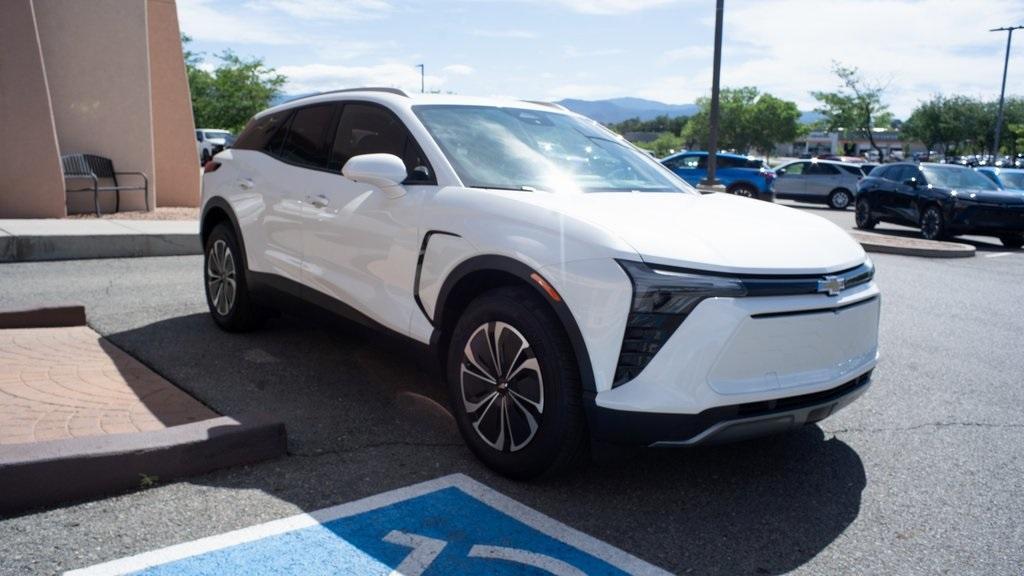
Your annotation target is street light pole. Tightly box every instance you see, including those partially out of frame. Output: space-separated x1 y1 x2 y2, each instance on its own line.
990 25 1022 158
701 0 724 189
416 64 425 93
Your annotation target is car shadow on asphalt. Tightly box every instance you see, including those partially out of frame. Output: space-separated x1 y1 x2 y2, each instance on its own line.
106 311 866 576
866 226 1013 251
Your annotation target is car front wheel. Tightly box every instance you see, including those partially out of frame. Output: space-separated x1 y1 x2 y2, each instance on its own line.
920 205 947 241
855 198 877 230
446 286 587 479
729 184 757 198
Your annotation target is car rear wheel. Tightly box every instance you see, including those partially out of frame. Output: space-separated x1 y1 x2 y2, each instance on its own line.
855 198 877 230
204 223 261 331
919 205 947 241
828 189 852 210
999 233 1024 249
446 286 587 479
729 184 757 198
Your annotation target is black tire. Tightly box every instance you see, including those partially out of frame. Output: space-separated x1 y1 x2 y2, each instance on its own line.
855 198 877 230
828 188 853 210
204 223 261 331
446 286 587 479
999 233 1024 249
729 184 757 198
919 204 947 241
201 149 211 165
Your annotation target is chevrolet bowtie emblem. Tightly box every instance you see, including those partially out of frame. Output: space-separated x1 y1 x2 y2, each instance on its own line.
819 275 845 296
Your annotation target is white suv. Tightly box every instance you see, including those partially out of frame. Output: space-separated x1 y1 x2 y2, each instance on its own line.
200 88 880 479
196 129 235 164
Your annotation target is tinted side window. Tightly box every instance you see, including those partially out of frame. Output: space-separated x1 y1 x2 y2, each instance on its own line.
838 164 863 176
807 162 840 175
662 155 686 170
278 104 335 168
784 162 807 175
234 111 289 152
330 103 435 183
716 156 742 169
867 165 887 178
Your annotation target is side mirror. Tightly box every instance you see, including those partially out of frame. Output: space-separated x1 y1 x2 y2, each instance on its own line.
342 153 408 196
776 168 786 177
902 178 918 188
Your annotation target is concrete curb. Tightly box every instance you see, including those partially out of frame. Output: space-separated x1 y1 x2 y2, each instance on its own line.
0 304 87 328
0 233 200 262
0 413 287 516
848 231 976 258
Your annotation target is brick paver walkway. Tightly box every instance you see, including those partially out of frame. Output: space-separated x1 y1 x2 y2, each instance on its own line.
0 326 216 445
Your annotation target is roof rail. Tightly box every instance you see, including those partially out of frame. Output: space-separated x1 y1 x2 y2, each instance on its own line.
522 100 569 112
283 87 410 104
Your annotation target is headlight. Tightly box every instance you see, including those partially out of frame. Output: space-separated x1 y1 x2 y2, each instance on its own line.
614 260 746 386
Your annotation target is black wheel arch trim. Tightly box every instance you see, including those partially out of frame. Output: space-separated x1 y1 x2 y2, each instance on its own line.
430 255 597 393
200 197 251 275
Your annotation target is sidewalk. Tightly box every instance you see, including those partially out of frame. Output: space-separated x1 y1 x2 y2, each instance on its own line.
0 219 200 262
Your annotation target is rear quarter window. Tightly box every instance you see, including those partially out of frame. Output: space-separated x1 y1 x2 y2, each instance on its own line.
233 111 291 152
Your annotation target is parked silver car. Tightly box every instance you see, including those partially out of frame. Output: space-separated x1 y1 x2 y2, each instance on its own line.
773 159 864 210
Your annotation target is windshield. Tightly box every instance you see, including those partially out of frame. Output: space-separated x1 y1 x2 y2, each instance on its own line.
921 166 999 191
997 171 1024 189
205 131 233 142
413 105 693 193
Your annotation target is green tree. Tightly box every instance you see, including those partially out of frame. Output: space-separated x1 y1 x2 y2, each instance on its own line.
747 93 802 163
811 62 891 160
681 87 801 159
182 35 286 133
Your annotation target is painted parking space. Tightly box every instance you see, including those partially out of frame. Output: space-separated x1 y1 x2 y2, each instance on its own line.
67 474 670 576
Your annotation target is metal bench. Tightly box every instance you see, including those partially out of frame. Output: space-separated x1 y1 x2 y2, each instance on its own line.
61 154 148 216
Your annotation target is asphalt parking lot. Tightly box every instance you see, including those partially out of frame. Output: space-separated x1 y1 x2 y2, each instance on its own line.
1 210 1023 575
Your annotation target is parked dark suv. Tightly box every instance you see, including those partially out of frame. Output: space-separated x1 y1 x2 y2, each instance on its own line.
855 162 1024 248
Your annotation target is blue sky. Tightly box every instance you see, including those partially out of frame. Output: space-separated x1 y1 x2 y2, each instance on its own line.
178 0 1024 118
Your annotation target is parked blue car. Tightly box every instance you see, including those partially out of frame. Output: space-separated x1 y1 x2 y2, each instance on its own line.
661 151 775 201
976 167 1024 191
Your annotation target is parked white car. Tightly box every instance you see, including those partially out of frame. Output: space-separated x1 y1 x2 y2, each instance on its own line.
196 129 235 164
774 159 864 209
200 89 880 478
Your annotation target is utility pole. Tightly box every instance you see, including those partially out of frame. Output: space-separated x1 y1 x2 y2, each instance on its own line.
990 25 1022 158
416 64 425 93
700 0 725 190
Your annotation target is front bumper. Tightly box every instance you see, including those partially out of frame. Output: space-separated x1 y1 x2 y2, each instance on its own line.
948 202 1024 235
587 370 872 447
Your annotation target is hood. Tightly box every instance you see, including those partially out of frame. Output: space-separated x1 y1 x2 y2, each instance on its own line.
545 192 866 275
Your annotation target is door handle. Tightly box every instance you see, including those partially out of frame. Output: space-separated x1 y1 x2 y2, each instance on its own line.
309 194 330 209
237 178 254 190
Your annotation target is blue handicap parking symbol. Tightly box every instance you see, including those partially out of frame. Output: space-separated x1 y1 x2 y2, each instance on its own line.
68 474 670 576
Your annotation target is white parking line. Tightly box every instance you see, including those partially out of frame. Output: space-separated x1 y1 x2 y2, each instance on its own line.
984 252 1014 258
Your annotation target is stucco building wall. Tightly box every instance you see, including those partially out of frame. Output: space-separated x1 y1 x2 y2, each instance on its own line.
34 0 157 214
0 0 66 218
148 0 200 207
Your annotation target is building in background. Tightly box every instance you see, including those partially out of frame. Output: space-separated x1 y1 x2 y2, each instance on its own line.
0 0 198 218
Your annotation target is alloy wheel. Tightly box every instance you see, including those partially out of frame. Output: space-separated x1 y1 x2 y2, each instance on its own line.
207 239 237 316
831 190 851 209
732 186 756 198
921 208 942 240
460 321 544 452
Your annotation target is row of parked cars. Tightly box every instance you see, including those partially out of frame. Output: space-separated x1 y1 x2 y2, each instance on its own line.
660 151 1024 248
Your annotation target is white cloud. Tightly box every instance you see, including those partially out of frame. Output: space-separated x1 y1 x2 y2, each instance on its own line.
564 45 625 58
549 0 678 15
278 62 444 94
471 29 538 39
248 0 393 20
178 0 299 44
723 0 1024 116
442 64 475 76
662 46 711 62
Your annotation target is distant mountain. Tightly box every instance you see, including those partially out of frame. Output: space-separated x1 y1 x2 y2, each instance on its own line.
556 98 698 124
799 110 825 125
